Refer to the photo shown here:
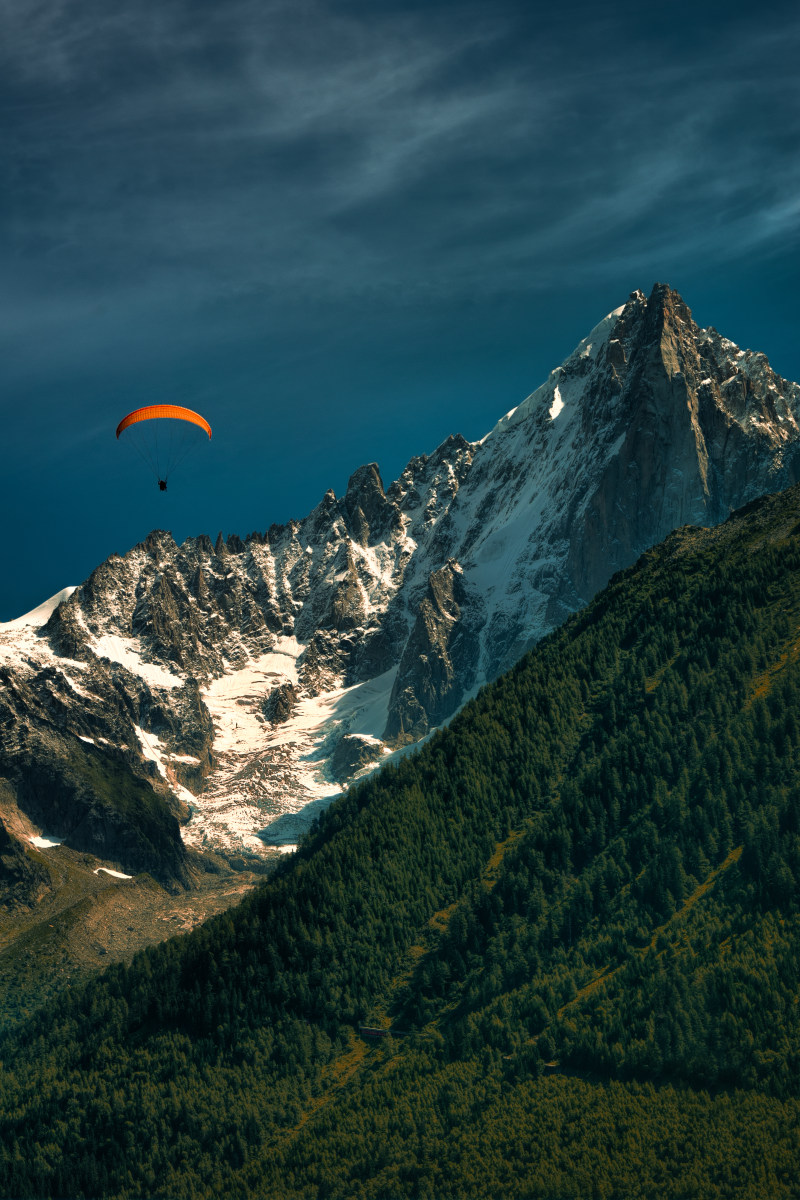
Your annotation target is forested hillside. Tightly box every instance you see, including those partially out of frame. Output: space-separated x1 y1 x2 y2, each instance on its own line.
2 485 800 1198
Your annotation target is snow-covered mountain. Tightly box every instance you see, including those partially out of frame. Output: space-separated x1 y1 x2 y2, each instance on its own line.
2 283 799 878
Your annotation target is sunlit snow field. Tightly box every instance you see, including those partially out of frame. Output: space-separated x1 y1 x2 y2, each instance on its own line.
185 647 398 854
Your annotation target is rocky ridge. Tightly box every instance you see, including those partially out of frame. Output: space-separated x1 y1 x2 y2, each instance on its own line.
2 283 799 874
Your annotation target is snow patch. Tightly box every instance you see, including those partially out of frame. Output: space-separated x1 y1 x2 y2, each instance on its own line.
182 658 397 854
133 726 198 807
29 835 62 849
92 634 183 689
202 638 303 755
0 587 77 631
485 304 621 441
62 674 102 701
94 867 133 879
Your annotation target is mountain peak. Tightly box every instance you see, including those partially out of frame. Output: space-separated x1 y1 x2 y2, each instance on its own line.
3 287 799 864
142 529 177 556
644 280 694 331
342 463 390 546
345 462 384 499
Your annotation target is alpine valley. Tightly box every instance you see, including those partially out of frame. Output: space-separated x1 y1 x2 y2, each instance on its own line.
2 283 799 896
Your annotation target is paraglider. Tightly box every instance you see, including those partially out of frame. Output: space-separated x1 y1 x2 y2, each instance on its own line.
116 404 212 491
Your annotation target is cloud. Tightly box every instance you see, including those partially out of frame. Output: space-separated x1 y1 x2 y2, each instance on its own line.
1 0 799 368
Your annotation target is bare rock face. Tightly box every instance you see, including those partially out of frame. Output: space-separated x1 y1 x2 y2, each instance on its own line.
3 282 799 864
262 682 299 724
414 282 800 688
341 464 399 546
329 735 384 783
384 561 482 745
0 640 207 885
565 284 800 601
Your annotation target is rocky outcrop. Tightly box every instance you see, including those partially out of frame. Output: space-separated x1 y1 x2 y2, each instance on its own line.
0 732 188 886
415 282 800 686
0 642 209 884
329 735 384 783
341 464 399 546
262 682 299 724
384 561 483 744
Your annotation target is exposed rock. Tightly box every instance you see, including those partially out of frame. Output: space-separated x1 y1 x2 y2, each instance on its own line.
0 647 208 885
329 735 384 783
262 682 299 724
0 733 188 886
384 560 483 745
564 283 800 601
341 464 396 546
43 599 92 661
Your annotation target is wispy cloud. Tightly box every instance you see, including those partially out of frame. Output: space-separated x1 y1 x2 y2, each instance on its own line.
1 0 799 369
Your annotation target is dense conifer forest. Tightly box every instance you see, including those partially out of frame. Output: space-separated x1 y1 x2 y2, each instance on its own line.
3 485 800 1197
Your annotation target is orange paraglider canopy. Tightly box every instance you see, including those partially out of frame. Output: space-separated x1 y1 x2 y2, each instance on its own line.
115 405 212 440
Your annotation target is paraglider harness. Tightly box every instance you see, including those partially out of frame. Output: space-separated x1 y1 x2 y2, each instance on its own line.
158 479 168 491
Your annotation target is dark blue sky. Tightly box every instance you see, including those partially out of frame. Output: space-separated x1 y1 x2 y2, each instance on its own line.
2 0 799 620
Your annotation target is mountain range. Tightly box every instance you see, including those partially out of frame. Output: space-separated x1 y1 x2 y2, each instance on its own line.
2 282 799 887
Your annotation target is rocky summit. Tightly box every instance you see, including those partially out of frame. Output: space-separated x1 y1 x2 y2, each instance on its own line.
2 283 799 873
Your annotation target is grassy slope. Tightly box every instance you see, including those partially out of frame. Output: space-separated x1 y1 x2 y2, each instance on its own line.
0 846 263 1033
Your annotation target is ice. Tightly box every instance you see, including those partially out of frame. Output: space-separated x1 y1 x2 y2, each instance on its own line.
201 638 302 757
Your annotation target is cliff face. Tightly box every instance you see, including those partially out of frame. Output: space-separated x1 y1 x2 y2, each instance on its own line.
2 283 799 868
384 561 482 746
564 285 799 600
